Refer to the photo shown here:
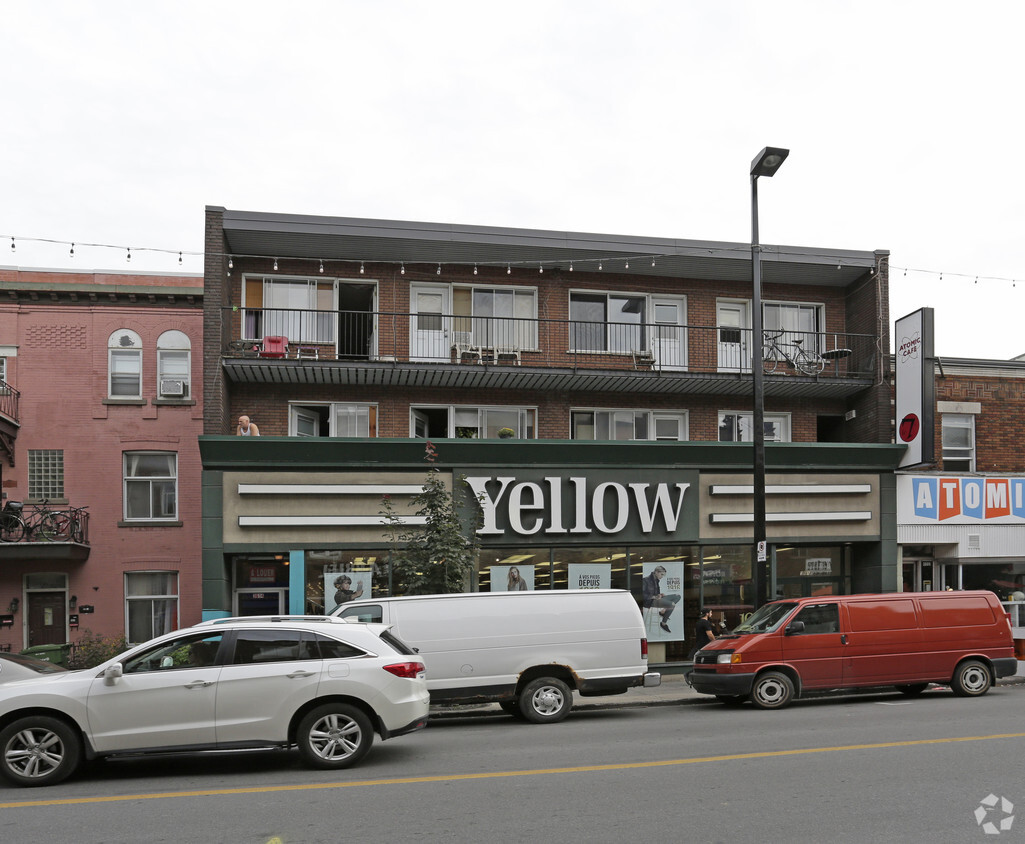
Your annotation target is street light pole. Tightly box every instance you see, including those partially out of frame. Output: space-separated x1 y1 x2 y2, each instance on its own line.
749 146 789 610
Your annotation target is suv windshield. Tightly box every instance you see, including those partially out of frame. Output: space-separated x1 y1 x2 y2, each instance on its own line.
732 602 798 634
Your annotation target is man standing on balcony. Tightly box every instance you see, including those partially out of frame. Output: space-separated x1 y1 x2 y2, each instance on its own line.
237 415 260 436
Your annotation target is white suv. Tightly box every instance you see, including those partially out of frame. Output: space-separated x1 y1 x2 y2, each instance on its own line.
0 616 429 787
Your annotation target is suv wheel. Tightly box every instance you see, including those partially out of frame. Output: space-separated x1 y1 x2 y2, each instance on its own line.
297 704 373 769
0 716 82 787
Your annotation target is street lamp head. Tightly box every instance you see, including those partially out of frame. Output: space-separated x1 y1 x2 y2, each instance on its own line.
751 146 790 178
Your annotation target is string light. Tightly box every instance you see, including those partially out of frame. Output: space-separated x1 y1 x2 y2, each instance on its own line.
69 243 75 258
624 259 629 270
437 263 442 275
651 257 656 267
473 264 478 275
400 263 405 275
9 237 14 253
319 259 324 274
598 260 603 271
360 261 365 274
228 255 233 269
507 264 511 275
273 258 278 271
178 251 183 266
539 263 543 274
126 247 131 262
569 262 573 272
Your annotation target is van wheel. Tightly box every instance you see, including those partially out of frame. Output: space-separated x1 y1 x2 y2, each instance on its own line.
296 704 373 769
518 677 572 723
951 660 992 697
750 671 794 710
0 716 82 787
895 684 929 696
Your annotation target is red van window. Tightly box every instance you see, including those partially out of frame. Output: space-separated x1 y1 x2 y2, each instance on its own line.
846 599 917 631
919 596 995 627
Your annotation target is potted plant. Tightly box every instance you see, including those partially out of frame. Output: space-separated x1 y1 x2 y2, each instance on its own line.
497 427 515 439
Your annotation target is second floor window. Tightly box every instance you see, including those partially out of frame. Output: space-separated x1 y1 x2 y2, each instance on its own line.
570 292 645 353
157 330 191 399
571 409 688 442
109 329 142 398
124 452 178 521
718 412 791 443
411 405 536 439
942 413 975 472
28 449 64 501
290 403 378 437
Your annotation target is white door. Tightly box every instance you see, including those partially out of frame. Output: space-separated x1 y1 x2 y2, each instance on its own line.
412 409 430 438
651 297 686 370
717 301 750 372
293 408 320 437
410 284 451 362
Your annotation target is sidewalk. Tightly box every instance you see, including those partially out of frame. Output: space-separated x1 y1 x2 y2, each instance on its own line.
429 664 1025 719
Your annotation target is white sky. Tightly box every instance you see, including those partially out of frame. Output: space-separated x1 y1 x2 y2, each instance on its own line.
5 1 1024 359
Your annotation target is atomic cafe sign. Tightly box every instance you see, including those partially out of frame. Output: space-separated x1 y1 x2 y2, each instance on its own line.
904 476 1025 523
463 469 700 543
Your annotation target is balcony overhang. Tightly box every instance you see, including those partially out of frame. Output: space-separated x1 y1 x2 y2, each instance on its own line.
222 358 873 400
0 542 90 563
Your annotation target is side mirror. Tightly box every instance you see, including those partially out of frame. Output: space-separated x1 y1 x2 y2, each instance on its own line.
785 620 805 635
103 663 123 685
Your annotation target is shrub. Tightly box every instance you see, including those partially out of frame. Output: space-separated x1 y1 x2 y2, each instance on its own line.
67 629 128 670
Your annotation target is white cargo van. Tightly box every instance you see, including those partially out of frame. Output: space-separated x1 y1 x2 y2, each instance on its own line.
332 590 661 723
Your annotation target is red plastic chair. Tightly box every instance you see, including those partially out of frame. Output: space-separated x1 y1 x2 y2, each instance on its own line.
259 336 289 358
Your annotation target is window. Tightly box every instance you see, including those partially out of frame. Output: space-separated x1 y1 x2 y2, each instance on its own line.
571 409 688 441
157 330 191 399
718 412 791 442
125 572 180 644
570 292 645 353
258 278 335 343
942 413 975 472
411 405 536 439
28 450 64 501
452 286 537 350
763 302 823 352
289 403 378 437
124 452 178 521
108 329 142 398
791 603 840 635
0 357 6 383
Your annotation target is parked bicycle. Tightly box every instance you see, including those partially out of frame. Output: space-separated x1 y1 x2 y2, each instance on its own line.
762 329 825 376
52 505 87 543
0 500 26 542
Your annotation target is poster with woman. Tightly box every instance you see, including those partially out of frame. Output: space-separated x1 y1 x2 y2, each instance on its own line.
640 562 684 642
491 564 534 591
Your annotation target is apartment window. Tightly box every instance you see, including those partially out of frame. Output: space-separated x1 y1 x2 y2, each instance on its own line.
124 452 178 521
125 572 179 644
108 329 142 398
258 278 335 343
570 292 645 353
0 357 6 383
28 450 64 501
942 413 975 472
718 412 791 442
411 405 536 439
289 403 378 437
157 330 191 399
571 409 688 442
453 286 537 350
763 302 823 352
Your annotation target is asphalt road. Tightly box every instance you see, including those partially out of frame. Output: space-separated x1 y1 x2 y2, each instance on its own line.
2 681 1024 844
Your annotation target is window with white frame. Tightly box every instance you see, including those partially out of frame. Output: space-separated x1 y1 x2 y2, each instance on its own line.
255 278 335 343
570 292 646 353
571 409 689 441
289 403 378 437
942 413 975 471
124 452 178 521
452 285 537 350
763 302 823 353
28 450 64 501
411 405 536 439
125 571 179 644
156 330 191 399
718 412 792 443
108 329 143 398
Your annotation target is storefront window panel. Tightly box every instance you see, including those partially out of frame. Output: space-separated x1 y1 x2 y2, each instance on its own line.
775 546 844 600
477 549 550 591
630 546 698 662
698 545 754 630
553 548 628 591
303 550 390 613
960 562 1025 601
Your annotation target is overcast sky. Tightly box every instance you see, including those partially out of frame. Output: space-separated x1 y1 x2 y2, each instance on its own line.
5 1 1023 359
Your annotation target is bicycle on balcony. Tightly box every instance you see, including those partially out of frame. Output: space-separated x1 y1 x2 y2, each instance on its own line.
0 499 26 542
22 500 74 542
761 329 825 376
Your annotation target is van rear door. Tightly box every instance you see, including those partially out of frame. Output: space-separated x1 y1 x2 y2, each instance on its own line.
779 602 845 689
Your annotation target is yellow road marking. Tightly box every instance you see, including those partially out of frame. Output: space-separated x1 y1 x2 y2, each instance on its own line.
3 732 1025 809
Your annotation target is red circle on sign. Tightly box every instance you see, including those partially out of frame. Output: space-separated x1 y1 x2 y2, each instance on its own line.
899 413 920 443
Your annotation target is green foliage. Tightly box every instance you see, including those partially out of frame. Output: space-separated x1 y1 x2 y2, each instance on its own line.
381 441 480 595
67 629 129 670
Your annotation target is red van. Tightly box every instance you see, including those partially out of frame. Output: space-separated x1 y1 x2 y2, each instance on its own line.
688 591 1018 709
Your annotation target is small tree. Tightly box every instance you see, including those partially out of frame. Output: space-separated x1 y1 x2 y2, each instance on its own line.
381 441 480 595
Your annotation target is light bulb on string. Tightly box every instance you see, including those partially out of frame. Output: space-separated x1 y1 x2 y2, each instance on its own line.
9 237 14 253
625 259 629 270
126 247 131 262
539 264 543 274
319 259 324 274
598 260 603 271
507 264 511 275
400 263 405 275
69 243 75 258
569 262 574 272
360 261 365 274
178 252 183 266
437 263 442 275
273 258 278 271
228 256 233 269
651 257 656 267
473 264 478 275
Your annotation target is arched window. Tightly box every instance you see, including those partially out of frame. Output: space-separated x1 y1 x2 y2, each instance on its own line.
108 329 142 398
157 330 191 399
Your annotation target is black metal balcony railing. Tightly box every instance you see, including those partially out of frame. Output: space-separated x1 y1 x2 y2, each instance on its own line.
223 307 878 380
0 503 89 545
0 380 20 424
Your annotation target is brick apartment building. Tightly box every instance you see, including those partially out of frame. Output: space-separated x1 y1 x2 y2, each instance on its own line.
0 268 204 655
200 207 903 662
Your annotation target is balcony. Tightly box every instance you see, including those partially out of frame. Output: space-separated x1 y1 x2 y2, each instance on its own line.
221 308 878 400
0 503 90 563
0 379 19 468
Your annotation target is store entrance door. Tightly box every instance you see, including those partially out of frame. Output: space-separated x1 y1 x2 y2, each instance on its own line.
902 559 942 591
235 589 288 616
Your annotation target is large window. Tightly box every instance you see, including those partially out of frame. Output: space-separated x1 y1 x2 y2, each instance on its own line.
571 409 688 441
763 302 823 352
108 329 142 398
244 277 335 343
124 452 178 521
289 403 378 437
452 286 537 350
718 412 791 442
942 413 975 471
157 330 191 399
125 571 179 644
570 292 645 353
28 449 64 501
411 405 536 439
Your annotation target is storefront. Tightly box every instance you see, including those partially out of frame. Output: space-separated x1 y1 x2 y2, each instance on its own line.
200 438 904 662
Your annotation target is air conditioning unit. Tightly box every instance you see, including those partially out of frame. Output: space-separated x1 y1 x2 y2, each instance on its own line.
160 379 185 397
